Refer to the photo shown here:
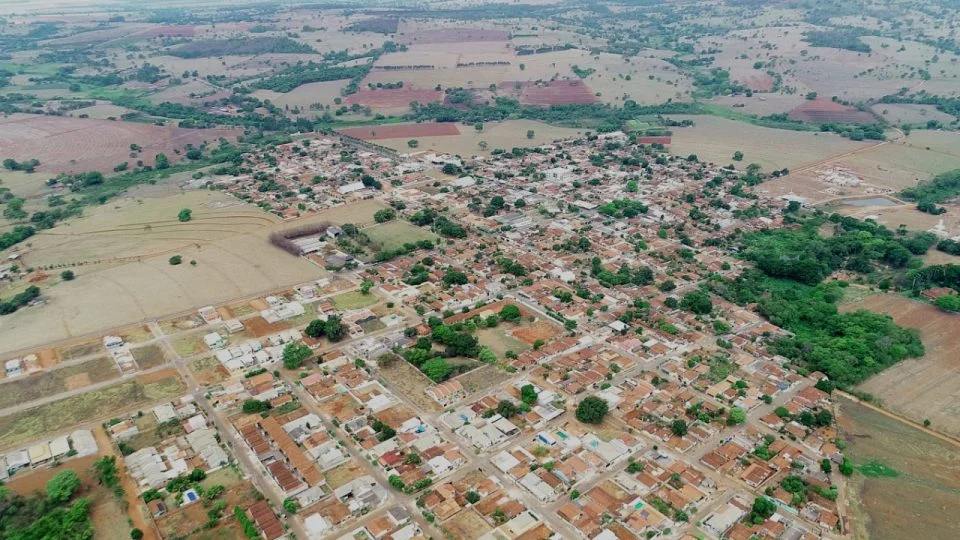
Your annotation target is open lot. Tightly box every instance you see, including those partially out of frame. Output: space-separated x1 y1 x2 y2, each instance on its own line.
378 356 441 413
0 113 240 175
363 220 438 251
842 293 960 437
0 370 185 451
839 397 960 540
330 290 379 310
0 355 119 409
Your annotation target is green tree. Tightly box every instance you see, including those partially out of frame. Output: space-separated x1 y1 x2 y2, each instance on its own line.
282 342 312 369
749 496 776 524
576 396 608 424
305 319 326 338
732 151 744 162
496 400 520 417
474 122 484 132
155 153 170 169
499 304 522 322
407 139 419 148
670 419 688 437
46 470 81 503
526 129 535 139
821 459 832 474
374 208 396 223
520 384 538 405
422 358 452 382
283 498 297 514
130 529 144 540
169 255 183 265
680 290 713 315
60 270 75 281
178 208 192 222
325 315 347 342
360 279 374 294
727 407 747 425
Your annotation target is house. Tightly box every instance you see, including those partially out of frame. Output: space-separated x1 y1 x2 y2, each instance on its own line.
426 380 465 406
204 332 225 349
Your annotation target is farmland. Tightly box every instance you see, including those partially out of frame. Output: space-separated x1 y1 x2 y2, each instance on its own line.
841 294 960 438
839 397 960 540
0 113 239 175
372 119 583 156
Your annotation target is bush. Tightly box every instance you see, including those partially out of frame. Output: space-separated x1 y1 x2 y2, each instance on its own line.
60 270 75 281
169 255 183 265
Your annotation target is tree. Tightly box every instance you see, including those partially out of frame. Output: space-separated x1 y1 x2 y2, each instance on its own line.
305 319 326 338
727 407 747 425
178 208 192 222
60 270 75 281
520 384 538 405
169 255 183 265
407 139 419 148
670 419 688 437
680 290 713 315
749 497 776 524
526 129 535 139
443 269 468 286
499 304 522 322
576 396 608 424
839 457 854 476
46 470 81 503
474 122 484 132
465 491 481 504
422 358 452 382
283 499 297 514
732 151 744 162
388 475 405 490
282 342 311 369
821 459 832 474
130 529 144 540
360 279 374 294
496 400 519 417
325 315 347 342
155 153 170 169
374 208 396 223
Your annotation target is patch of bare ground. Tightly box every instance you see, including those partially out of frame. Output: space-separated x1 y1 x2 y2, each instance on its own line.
841 293 960 437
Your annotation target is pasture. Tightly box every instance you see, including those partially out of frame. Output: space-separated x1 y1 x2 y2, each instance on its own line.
374 119 582 156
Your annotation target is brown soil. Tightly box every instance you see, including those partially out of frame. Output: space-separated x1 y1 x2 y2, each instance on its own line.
64 372 92 390
400 28 509 45
788 98 876 124
339 123 461 140
513 321 562 345
136 367 180 384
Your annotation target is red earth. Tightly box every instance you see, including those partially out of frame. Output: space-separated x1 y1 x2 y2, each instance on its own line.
338 123 461 140
637 136 672 145
344 87 443 108
501 80 599 106
788 98 876 124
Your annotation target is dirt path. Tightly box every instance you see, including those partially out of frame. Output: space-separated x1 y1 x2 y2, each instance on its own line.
836 391 960 448
93 425 162 540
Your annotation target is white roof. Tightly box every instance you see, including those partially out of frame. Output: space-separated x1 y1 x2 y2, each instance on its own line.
491 451 521 473
70 430 98 456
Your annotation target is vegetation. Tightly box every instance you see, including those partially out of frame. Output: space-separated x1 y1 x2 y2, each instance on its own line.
575 396 609 424
282 342 312 369
169 37 316 58
0 477 93 539
901 170 960 214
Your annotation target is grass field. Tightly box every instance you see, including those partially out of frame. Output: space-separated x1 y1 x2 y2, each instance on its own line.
363 220 438 251
0 371 186 451
378 357 441 413
375 119 583 157
839 397 960 540
0 356 120 410
331 290 379 310
475 324 531 358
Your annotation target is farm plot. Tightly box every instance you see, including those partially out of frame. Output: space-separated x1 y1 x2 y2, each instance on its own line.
501 79 599 106
841 294 960 437
0 113 240 175
251 80 350 112
665 115 872 171
363 220 438 251
373 119 582 156
839 398 960 540
788 98 877 124
398 28 510 45
870 104 955 127
830 130 960 190
344 87 443 110
339 122 460 140
147 79 231 106
0 370 185 451
0 191 327 355
0 355 119 410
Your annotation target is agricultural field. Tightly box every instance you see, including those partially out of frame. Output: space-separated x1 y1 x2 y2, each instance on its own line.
839 397 960 540
362 220 438 251
0 190 324 354
0 113 240 175
841 294 960 437
870 104 955 127
251 79 350 113
372 119 583 156
0 370 185 451
666 115 872 171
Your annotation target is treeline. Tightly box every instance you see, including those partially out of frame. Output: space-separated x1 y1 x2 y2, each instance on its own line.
252 63 370 93
0 470 93 537
269 222 330 255
901 169 960 214
878 92 960 123
516 43 576 55
0 225 35 250
0 285 41 315
803 29 871 53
